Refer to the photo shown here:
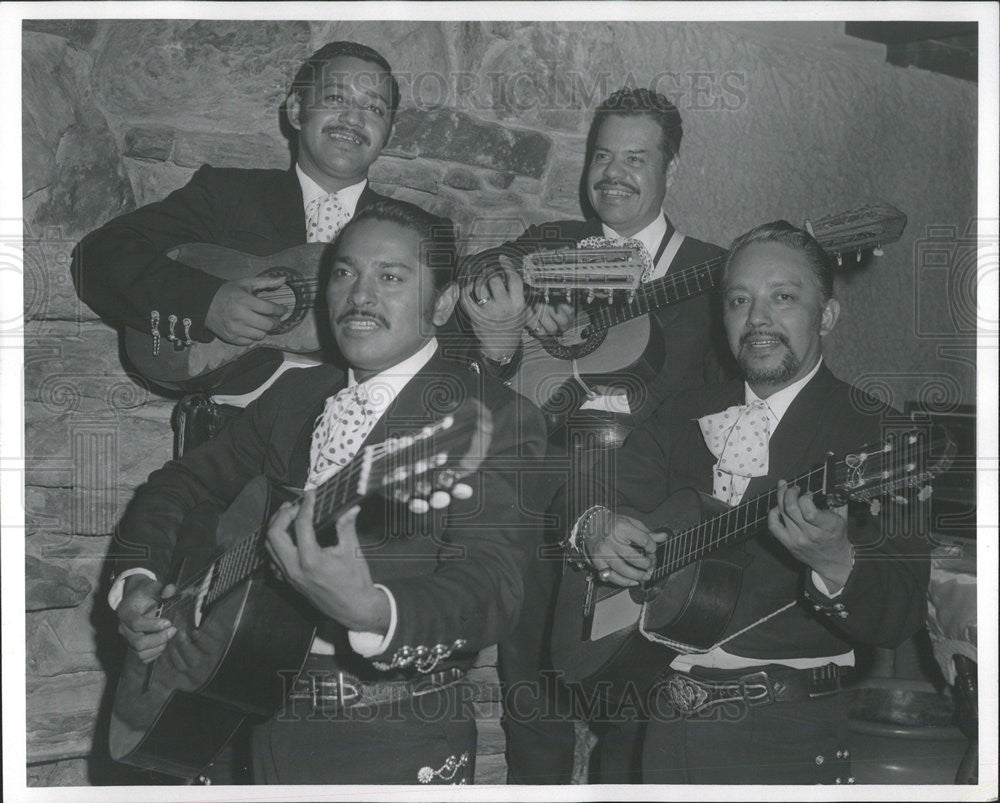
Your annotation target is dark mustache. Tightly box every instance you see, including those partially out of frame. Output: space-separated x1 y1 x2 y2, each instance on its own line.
740 330 790 347
336 310 389 328
594 179 639 194
323 124 371 147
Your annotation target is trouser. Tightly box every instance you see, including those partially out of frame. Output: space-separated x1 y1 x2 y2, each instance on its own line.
251 681 477 784
641 690 852 784
497 554 576 784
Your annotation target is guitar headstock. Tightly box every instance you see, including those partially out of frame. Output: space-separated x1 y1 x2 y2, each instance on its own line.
826 426 956 510
805 202 907 266
362 399 494 513
522 237 647 302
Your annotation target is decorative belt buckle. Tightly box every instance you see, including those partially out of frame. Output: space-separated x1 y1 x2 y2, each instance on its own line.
664 674 710 714
738 671 774 707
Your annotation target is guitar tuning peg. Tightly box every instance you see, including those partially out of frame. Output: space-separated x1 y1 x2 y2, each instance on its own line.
409 498 430 514
868 499 881 516
451 483 473 500
836 252 843 267
587 290 595 304
856 249 861 263
873 244 884 257
429 491 451 509
918 485 933 502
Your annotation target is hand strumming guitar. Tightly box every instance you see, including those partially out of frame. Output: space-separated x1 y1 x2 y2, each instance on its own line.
461 255 574 361
117 574 177 663
581 508 667 587
204 274 288 346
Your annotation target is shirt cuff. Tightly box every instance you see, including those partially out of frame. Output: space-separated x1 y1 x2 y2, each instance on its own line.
347 584 397 658
107 568 158 611
810 570 845 598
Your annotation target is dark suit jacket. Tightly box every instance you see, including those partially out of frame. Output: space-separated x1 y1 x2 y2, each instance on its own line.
115 348 549 668
71 165 388 343
571 364 929 660
459 216 727 421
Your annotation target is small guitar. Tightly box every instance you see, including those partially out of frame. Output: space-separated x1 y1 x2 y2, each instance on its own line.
109 401 492 780
550 426 955 705
123 242 330 390
508 203 908 416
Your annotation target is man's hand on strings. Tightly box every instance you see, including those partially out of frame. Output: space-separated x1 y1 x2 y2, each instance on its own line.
205 275 288 345
266 491 390 634
117 574 177 663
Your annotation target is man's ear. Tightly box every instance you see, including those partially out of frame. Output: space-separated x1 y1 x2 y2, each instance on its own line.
820 297 841 336
286 91 304 131
665 156 681 189
432 283 460 327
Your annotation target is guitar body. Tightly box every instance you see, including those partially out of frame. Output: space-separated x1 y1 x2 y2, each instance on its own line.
550 488 747 704
109 476 316 779
123 243 330 390
511 313 665 428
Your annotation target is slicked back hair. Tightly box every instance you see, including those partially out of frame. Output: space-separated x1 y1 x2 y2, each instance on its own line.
337 199 457 292
291 40 400 124
587 87 683 165
723 220 835 302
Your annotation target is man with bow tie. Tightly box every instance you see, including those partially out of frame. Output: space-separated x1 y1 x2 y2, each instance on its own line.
108 199 548 784
565 221 930 784
72 40 398 402
457 87 727 784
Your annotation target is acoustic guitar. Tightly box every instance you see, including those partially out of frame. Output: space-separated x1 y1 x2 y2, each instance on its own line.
508 203 908 421
549 426 955 707
108 401 491 779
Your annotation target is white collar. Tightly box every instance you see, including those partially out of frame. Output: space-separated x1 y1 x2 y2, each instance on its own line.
603 213 670 280
346 337 439 418
295 163 367 217
745 358 823 429
603 214 668 259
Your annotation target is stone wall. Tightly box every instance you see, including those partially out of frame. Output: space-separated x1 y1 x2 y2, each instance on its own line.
21 19 977 785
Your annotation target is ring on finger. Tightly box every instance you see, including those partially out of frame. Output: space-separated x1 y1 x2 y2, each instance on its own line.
599 568 611 581
475 296 490 306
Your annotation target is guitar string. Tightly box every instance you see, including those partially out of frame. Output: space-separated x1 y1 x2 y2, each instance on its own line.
652 464 827 583
156 416 476 619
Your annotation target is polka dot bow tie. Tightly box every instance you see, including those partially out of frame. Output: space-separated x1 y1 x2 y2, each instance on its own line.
308 384 375 488
305 192 352 244
697 400 771 506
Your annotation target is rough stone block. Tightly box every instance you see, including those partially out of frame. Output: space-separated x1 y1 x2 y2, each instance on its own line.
22 20 100 47
26 757 91 787
23 33 134 238
23 234 82 324
173 131 290 171
121 158 196 208
390 108 551 179
368 156 442 194
123 126 175 162
25 327 165 417
27 603 104 677
93 20 310 133
476 23 623 132
26 555 92 611
27 671 106 762
544 154 587 214
443 167 481 191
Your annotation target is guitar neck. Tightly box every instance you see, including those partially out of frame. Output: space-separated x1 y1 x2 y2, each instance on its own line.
647 464 826 584
199 463 364 609
586 258 720 331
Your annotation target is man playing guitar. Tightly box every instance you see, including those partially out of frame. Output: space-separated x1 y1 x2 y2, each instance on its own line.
71 41 399 411
562 221 930 783
109 200 548 784
458 87 727 783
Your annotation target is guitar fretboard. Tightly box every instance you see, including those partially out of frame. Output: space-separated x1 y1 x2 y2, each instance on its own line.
587 260 719 332
648 464 826 584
